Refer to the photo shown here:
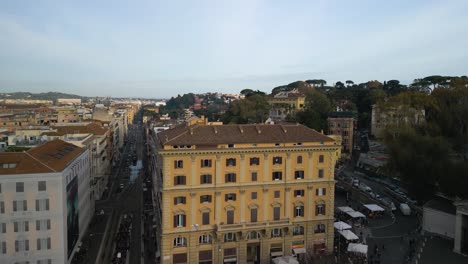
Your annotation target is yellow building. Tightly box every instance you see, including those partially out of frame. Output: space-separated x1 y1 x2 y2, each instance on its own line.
267 89 306 121
155 124 339 263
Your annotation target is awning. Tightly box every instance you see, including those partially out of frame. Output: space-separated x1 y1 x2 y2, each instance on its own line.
346 211 366 218
363 204 385 212
347 243 368 254
334 221 352 230
270 251 284 257
224 257 237 262
293 247 306 255
337 206 355 213
272 256 299 264
339 230 359 241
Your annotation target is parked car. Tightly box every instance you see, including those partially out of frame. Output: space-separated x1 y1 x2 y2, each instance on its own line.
400 203 411 216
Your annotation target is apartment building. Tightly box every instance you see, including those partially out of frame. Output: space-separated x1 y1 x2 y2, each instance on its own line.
155 124 339 263
0 140 92 264
327 112 357 153
371 104 425 138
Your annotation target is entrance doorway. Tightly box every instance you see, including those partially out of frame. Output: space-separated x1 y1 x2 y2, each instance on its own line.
247 243 260 264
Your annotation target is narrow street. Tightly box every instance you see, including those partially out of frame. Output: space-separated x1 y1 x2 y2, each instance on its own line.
72 111 148 264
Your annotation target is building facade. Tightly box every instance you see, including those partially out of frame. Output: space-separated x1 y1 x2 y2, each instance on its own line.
267 89 306 121
155 124 339 263
327 112 357 153
371 104 425 138
0 140 92 264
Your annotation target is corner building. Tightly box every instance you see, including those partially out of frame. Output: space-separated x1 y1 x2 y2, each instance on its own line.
156 124 339 264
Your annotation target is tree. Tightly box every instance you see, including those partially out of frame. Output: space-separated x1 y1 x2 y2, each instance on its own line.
367 80 382 89
292 89 332 131
335 81 345 89
345 80 354 87
221 94 270 124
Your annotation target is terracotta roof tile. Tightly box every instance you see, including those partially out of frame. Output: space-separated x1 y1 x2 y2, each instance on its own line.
158 124 333 146
0 140 85 175
52 122 107 135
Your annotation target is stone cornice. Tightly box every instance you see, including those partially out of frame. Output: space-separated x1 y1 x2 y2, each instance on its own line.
158 145 339 156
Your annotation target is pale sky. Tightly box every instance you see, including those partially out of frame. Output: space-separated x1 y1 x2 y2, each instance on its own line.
1 0 467 98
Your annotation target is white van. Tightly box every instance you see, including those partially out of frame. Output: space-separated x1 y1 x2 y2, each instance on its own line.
400 203 411 216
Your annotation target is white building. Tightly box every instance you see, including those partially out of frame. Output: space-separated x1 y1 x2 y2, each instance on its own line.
0 140 93 264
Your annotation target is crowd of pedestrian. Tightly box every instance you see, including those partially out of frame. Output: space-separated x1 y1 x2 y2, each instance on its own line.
111 214 133 264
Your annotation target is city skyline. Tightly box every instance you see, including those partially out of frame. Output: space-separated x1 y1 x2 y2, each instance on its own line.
1 0 468 98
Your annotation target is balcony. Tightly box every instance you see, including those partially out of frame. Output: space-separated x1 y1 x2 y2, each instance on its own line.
217 218 291 232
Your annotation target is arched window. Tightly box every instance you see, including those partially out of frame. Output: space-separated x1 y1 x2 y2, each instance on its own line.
199 234 212 244
297 155 303 164
224 232 237 242
173 236 187 247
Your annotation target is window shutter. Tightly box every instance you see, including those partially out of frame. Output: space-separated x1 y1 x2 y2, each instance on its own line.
23 200 27 210
45 199 49 210
323 204 326 214
200 160 203 167
233 174 236 182
47 220 51 230
13 201 17 211
202 212 210 225
315 205 319 215
174 197 177 204
47 238 51 249
174 160 177 168
15 241 18 252
36 200 39 211
208 195 212 202
173 215 177 228
225 174 228 182
251 208 257 222
182 215 186 226
36 220 40 231
14 222 18 232
227 210 234 224
273 207 280 220
25 221 29 231
233 194 237 200
316 189 319 196
37 239 41 250
324 188 326 195
225 194 228 202
182 176 186 185
25 240 29 251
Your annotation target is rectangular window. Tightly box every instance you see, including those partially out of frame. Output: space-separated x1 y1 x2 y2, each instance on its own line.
318 169 324 178
319 155 324 163
272 156 282 165
0 223 6 233
225 173 236 183
16 182 24 192
174 160 183 168
295 170 304 179
274 190 280 198
316 188 326 196
1 241 5 254
0 202 4 214
251 192 257 200
15 240 29 252
250 157 260 166
295 206 304 217
174 176 186 185
272 171 282 181
13 200 27 212
316 204 326 216
294 189 305 197
226 210 234 224
38 181 46 192
250 208 258 222
173 214 186 227
225 193 237 201
200 195 212 203
273 207 280 220
314 224 326 233
36 238 51 250
226 158 236 167
174 196 186 205
200 159 212 168
251 172 257 181
35 199 49 211
13 221 29 232
0 183 2 193
200 174 212 184
202 212 210 225
228 144 234 148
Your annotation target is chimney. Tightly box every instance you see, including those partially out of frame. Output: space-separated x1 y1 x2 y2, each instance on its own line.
190 127 193 135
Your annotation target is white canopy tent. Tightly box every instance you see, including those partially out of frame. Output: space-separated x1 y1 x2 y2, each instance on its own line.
339 230 359 241
292 248 306 255
347 243 368 255
337 206 355 213
334 221 352 230
346 211 366 218
272 256 299 264
363 204 385 212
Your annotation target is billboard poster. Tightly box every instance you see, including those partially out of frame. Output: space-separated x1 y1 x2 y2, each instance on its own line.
67 176 79 256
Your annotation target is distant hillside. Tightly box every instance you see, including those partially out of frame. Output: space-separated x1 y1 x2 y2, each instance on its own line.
0 92 83 101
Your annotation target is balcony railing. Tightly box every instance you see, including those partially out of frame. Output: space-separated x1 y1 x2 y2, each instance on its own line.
217 218 290 232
